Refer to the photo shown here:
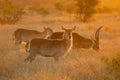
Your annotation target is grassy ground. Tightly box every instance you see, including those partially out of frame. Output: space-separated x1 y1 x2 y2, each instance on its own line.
0 13 120 80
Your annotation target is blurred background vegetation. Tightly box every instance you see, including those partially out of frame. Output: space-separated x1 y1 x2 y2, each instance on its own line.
102 52 120 80
0 0 119 24
0 0 24 24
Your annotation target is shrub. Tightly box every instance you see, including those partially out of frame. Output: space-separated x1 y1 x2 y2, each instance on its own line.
75 0 99 22
0 0 24 24
55 2 64 11
29 6 49 15
102 52 120 80
55 1 76 14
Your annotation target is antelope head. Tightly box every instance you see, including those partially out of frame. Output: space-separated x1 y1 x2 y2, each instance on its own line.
62 26 76 40
43 27 54 38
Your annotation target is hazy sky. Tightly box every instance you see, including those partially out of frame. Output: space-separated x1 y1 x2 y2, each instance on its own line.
100 0 120 8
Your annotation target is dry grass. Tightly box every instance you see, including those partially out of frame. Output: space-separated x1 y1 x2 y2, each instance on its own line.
0 12 120 80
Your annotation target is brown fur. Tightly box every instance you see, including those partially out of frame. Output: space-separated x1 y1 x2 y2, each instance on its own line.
12 27 53 45
49 26 103 51
25 26 75 62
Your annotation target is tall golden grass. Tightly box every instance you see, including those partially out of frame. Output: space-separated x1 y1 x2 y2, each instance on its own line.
0 12 120 80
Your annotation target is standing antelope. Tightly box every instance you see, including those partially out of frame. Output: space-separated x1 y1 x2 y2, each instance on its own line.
12 27 53 45
49 26 103 51
25 26 76 62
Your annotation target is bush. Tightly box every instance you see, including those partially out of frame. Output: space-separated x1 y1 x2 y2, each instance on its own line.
55 2 64 11
75 0 99 22
102 52 120 80
55 1 76 14
0 0 24 25
29 6 49 15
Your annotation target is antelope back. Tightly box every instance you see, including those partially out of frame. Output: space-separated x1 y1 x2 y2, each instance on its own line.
49 32 92 49
13 27 53 45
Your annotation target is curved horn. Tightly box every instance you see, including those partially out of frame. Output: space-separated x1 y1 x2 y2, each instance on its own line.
95 26 103 45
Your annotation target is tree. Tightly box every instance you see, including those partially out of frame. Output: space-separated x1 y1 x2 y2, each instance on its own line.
75 0 99 22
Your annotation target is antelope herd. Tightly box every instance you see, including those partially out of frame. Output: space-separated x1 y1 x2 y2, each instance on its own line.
12 26 103 63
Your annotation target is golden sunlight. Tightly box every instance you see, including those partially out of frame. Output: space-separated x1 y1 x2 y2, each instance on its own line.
100 0 120 8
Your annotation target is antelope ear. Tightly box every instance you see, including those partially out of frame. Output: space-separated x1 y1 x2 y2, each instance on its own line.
72 26 76 31
61 26 66 30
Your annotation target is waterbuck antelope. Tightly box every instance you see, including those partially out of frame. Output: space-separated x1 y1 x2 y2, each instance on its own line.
25 26 76 62
12 27 53 45
49 26 103 51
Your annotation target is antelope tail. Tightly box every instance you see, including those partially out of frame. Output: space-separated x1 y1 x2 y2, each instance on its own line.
95 26 103 45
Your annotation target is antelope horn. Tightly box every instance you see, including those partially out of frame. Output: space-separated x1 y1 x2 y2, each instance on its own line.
95 26 103 45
